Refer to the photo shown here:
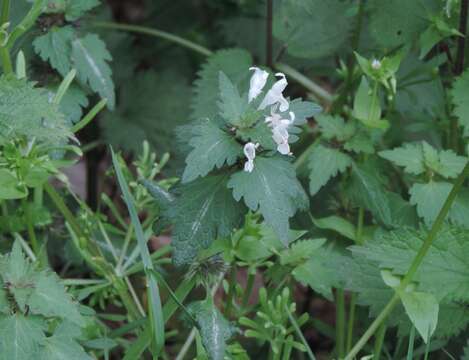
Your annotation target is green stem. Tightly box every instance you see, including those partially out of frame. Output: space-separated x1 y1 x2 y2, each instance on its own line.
373 323 387 360
7 0 44 49
345 293 357 353
1 0 10 25
23 200 39 255
345 162 469 360
336 289 346 358
406 326 416 360
241 270 255 308
92 21 213 57
285 305 316 360
224 264 237 317
0 46 12 74
71 99 107 133
275 62 333 106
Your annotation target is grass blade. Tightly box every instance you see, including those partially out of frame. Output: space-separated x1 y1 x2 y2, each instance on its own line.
111 147 165 356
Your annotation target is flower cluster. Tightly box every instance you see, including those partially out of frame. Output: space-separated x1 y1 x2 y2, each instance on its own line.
243 67 295 172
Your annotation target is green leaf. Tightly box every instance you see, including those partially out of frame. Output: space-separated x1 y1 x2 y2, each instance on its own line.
28 272 84 326
56 84 89 125
311 215 356 242
0 169 28 200
368 0 438 49
352 226 469 303
218 72 246 125
188 299 234 360
65 0 100 21
102 70 191 157
379 143 425 175
292 243 347 300
182 119 243 183
0 314 45 360
409 181 452 225
316 114 355 141
71 34 115 109
165 174 246 265
228 157 308 245
0 76 71 145
192 49 252 120
308 144 352 196
288 99 322 125
38 321 92 360
399 291 439 343
353 77 389 129
452 67 469 137
33 26 74 76
279 238 326 266
273 0 352 59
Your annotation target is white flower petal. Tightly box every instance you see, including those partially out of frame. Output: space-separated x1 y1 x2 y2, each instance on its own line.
371 59 382 70
277 142 291 155
244 160 254 173
243 142 257 161
249 67 269 103
259 72 289 111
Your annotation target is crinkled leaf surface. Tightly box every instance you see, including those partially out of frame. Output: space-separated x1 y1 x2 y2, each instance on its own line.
228 157 308 245
409 181 452 225
0 76 71 145
192 49 252 120
165 174 246 265
308 144 352 196
182 119 243 183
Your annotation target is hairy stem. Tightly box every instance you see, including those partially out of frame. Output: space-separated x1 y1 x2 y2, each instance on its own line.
92 21 213 57
345 163 469 359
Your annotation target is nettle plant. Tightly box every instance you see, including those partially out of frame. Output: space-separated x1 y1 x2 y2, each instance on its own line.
2 0 469 359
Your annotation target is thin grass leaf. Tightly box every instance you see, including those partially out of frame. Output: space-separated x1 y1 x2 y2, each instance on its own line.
111 147 165 356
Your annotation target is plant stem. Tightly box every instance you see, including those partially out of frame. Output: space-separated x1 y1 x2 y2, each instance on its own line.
92 21 213 57
275 62 333 106
285 304 316 360
455 0 468 75
241 270 255 308
336 289 346 358
345 293 357 353
345 162 469 360
1 0 10 25
23 201 39 255
266 0 273 67
373 323 387 359
406 326 416 360
0 47 12 74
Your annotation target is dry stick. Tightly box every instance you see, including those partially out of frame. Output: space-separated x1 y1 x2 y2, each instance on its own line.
345 163 469 360
266 0 273 68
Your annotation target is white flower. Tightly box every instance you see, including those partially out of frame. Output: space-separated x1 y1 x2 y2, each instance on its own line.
248 67 269 103
259 72 289 112
266 108 295 156
243 142 259 173
371 59 382 70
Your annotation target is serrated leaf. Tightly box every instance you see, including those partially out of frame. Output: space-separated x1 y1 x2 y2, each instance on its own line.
311 215 356 242
0 76 71 145
165 174 246 265
38 321 92 360
182 119 243 183
409 181 452 225
308 144 352 196
71 34 115 109
452 68 469 137
316 114 354 141
57 85 89 125
399 291 439 343
0 314 45 360
65 0 100 21
273 0 352 59
188 299 234 360
218 72 246 125
280 238 326 266
288 98 322 125
28 272 84 326
379 143 425 175
33 26 74 76
228 157 308 245
192 49 252 120
352 226 469 303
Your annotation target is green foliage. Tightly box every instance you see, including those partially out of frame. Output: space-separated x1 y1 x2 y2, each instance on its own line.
308 144 352 196
409 181 452 225
273 0 352 59
228 157 308 245
182 119 243 183
191 49 252 120
0 76 71 145
451 68 469 137
187 298 235 360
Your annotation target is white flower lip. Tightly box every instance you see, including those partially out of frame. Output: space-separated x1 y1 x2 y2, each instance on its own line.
248 67 269 103
266 109 294 156
243 142 259 173
371 59 382 70
259 72 289 112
